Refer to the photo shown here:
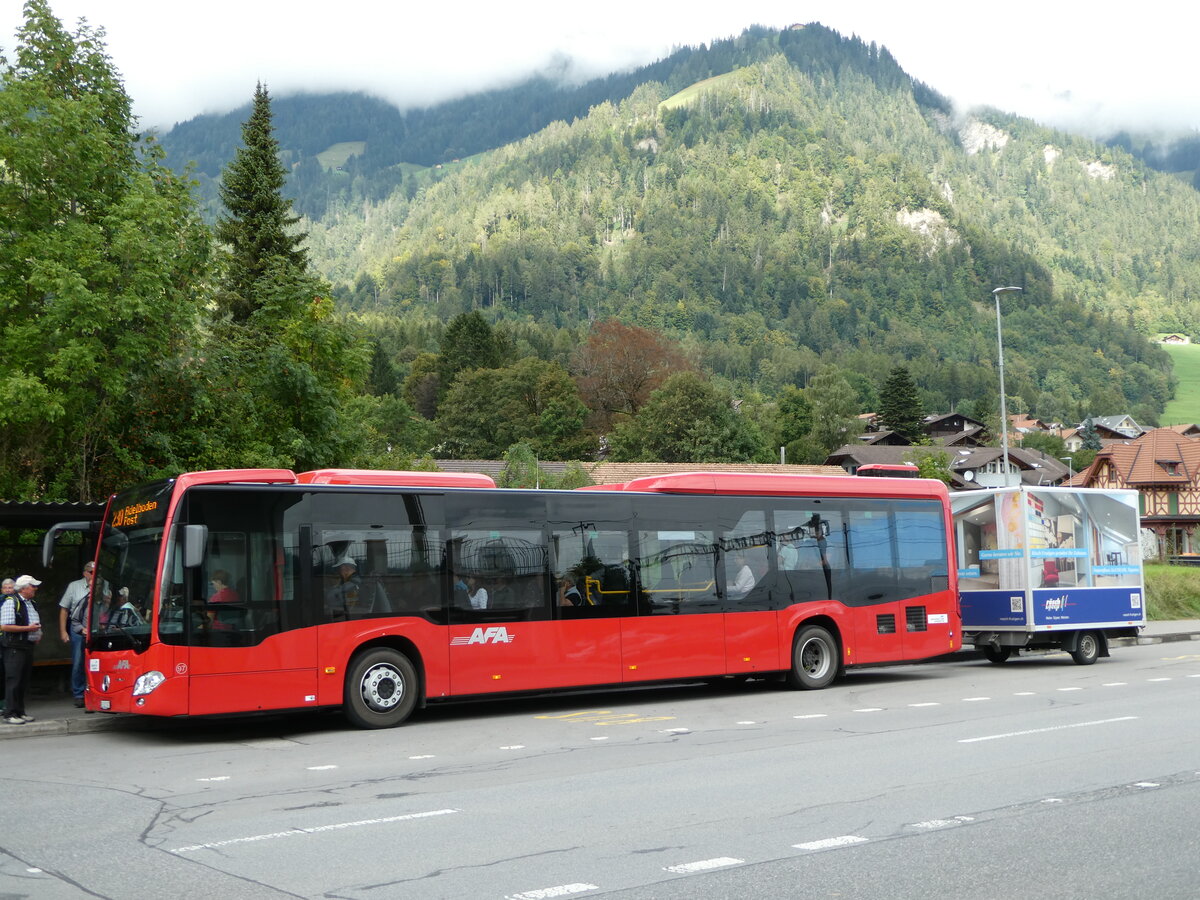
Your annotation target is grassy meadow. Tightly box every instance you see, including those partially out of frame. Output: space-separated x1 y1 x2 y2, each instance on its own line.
1161 342 1200 424
1144 563 1200 619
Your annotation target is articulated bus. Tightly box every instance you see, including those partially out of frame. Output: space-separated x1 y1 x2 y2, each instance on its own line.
45 468 959 728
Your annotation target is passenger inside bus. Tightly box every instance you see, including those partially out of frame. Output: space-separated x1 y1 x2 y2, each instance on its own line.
557 575 583 606
324 556 388 619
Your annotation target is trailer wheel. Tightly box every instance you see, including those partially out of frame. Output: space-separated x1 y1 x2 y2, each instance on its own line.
1070 631 1100 666
344 648 419 728
787 625 838 690
982 645 1012 664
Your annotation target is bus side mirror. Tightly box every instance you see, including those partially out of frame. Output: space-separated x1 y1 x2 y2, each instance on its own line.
183 524 208 568
41 521 97 568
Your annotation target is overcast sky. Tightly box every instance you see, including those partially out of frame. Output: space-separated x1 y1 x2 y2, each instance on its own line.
3 1 1197 137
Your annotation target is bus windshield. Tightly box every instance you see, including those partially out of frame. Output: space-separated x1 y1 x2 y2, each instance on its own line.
90 480 173 652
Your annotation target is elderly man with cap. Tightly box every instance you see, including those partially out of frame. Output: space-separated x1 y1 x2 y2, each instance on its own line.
2 574 44 725
59 561 97 708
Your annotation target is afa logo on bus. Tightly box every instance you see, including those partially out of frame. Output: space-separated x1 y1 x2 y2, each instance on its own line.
451 627 516 646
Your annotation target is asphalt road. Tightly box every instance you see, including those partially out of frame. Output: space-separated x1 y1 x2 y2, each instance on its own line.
1 643 1197 899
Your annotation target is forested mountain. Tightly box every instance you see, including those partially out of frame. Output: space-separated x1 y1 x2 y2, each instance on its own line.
160 23 1200 429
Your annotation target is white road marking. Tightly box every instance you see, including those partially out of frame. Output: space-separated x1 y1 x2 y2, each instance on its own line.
1043 798 1063 803
408 755 435 760
1056 687 1083 692
962 697 991 702
306 765 337 770
662 727 690 734
590 736 608 741
909 816 974 829
909 702 940 707
1147 678 1171 682
196 776 231 782
1134 782 1159 788
959 716 1138 744
1014 691 1036 696
506 883 598 899
1103 682 1127 686
793 714 827 719
500 745 526 750
737 720 757 725
793 835 869 851
854 708 883 713
169 808 459 853
664 857 744 873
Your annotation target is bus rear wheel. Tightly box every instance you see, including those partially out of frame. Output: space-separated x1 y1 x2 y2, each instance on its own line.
787 625 838 690
345 648 418 728
1070 631 1100 666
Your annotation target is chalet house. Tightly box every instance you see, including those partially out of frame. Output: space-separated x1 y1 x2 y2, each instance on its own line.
923 413 989 445
823 444 1068 489
857 430 911 446
1075 427 1200 558
1061 418 1141 453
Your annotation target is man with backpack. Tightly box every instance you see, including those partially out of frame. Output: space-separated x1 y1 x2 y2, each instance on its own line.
58 561 96 708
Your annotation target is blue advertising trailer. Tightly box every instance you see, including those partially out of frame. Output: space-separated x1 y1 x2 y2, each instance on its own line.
951 486 1144 664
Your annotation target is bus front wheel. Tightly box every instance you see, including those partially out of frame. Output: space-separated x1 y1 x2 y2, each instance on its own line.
345 648 419 728
787 625 839 690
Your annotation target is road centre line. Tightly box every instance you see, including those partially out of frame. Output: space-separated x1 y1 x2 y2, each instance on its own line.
664 857 744 873
169 808 459 853
794 835 869 851
959 716 1138 744
506 884 598 900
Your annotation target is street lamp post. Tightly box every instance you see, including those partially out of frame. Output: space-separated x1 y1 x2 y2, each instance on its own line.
993 286 1023 486
1060 456 1074 481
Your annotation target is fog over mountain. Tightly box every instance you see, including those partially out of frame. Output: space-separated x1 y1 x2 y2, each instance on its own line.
3 1 1199 137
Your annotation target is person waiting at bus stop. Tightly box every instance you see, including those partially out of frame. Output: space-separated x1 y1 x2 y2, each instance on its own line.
58 561 97 708
2 575 44 725
0 577 13 712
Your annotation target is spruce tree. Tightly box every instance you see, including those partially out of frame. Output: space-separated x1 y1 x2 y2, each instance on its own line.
216 82 306 321
878 366 926 441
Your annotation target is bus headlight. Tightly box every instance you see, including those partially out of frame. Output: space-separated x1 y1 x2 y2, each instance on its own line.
132 670 166 696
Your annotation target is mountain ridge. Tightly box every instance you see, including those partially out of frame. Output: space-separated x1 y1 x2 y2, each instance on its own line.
160 23 1194 428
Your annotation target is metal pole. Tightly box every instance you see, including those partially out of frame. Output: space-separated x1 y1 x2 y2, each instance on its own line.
992 286 1023 486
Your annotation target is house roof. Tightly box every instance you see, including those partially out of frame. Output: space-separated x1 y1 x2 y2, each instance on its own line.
858 430 911 446
1085 427 1200 486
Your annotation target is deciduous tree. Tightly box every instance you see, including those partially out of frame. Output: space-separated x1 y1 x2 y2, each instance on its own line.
573 320 693 430
609 372 767 462
0 1 211 499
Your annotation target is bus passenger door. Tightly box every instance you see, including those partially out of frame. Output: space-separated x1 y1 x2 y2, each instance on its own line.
183 505 319 715
622 531 726 681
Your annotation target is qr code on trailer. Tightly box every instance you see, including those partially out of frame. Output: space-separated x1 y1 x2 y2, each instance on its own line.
1009 596 1024 613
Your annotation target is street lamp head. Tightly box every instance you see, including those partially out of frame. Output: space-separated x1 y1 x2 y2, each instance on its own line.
992 285 1023 296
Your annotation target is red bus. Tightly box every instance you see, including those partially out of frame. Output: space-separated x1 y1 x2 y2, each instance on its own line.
45 468 959 728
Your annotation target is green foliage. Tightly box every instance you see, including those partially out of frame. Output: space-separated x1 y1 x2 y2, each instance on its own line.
216 82 307 321
1020 431 1067 457
905 448 954 484
437 310 504 394
0 1 211 500
807 367 862 456
878 366 925 441
609 372 767 462
436 357 591 459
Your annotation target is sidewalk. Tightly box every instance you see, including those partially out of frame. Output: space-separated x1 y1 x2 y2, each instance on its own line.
2 621 1198 741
